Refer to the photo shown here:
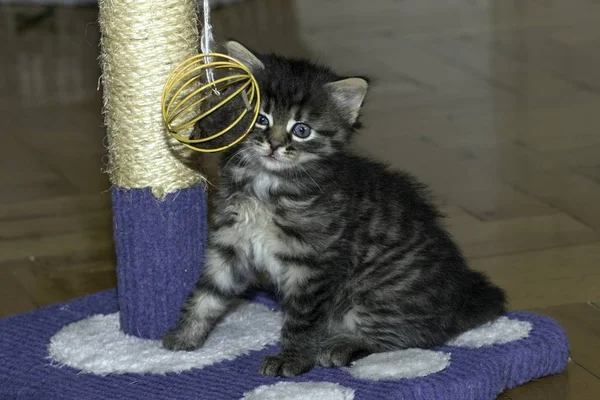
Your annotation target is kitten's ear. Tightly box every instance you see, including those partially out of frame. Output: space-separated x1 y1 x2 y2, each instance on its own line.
325 77 369 124
225 41 265 71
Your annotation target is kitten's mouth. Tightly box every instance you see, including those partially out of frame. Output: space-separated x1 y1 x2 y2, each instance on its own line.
264 155 279 164
261 152 287 169
264 152 280 161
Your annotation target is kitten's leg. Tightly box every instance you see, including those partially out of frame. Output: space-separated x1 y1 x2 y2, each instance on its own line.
162 246 251 351
259 279 326 377
259 313 323 377
317 334 372 367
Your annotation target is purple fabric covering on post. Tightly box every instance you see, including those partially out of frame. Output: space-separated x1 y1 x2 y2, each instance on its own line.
112 186 207 339
0 289 569 400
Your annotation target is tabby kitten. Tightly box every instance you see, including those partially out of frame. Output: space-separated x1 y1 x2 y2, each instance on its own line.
162 41 506 378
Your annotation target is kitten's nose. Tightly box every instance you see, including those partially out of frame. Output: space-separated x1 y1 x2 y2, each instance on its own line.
268 139 282 151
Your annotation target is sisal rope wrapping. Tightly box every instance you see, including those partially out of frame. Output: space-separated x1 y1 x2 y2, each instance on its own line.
99 0 205 199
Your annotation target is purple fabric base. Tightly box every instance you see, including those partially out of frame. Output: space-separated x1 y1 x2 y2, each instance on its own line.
112 186 207 339
0 290 568 400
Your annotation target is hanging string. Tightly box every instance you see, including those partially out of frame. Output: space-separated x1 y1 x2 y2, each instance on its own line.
201 0 220 95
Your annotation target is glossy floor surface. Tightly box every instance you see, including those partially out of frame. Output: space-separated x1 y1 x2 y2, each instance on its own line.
1 1 599 398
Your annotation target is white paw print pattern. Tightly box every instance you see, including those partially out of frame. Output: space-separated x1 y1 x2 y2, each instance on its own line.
447 316 533 348
48 302 282 375
242 382 355 400
346 348 451 381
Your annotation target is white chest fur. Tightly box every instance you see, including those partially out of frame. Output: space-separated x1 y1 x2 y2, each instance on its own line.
252 172 279 201
212 173 315 293
215 194 284 281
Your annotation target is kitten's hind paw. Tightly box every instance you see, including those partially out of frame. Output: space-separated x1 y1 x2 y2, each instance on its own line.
259 354 313 378
162 325 205 352
318 342 371 368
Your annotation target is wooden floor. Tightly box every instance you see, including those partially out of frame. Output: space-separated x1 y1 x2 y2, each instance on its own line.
1 1 599 398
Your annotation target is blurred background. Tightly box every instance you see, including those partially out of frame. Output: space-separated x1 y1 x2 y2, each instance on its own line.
1 0 599 397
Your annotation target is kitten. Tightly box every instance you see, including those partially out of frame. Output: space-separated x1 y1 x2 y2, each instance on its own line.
162 41 506 378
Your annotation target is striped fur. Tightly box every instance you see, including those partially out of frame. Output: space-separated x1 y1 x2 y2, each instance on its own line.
162 42 506 378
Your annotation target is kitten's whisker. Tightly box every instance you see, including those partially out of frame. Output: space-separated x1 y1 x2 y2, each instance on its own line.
222 149 245 170
223 148 252 170
238 149 255 167
298 164 325 196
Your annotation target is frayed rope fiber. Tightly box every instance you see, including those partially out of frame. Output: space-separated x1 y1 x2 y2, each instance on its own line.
98 0 205 198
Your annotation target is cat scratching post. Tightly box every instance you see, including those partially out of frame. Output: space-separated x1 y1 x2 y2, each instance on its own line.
98 0 207 339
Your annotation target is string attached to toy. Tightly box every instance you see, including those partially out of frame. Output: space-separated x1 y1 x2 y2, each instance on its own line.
161 0 260 153
200 0 219 95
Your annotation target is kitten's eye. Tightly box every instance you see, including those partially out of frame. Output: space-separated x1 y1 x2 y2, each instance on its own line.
291 122 312 139
256 114 269 127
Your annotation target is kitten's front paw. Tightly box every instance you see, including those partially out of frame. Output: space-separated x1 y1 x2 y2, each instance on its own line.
259 354 313 378
162 324 206 352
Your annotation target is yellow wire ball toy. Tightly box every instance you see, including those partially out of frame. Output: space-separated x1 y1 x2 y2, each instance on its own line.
161 52 260 153
161 0 260 153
